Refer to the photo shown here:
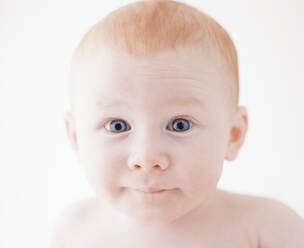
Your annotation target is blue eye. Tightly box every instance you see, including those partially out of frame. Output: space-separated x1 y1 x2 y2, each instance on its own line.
168 118 192 132
105 120 130 133
104 117 193 133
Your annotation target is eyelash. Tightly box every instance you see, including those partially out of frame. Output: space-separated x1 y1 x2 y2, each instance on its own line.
100 115 196 135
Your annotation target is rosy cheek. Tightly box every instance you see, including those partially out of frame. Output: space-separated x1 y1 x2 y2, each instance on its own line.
184 155 221 193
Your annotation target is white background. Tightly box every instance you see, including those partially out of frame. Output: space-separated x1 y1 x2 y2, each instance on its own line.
0 0 303 247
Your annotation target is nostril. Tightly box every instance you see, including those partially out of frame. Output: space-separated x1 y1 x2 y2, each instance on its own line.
133 164 161 170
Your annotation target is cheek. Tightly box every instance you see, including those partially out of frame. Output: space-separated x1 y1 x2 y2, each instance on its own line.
180 157 222 199
77 137 123 195
175 136 225 197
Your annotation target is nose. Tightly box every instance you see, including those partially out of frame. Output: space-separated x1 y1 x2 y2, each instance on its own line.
127 132 169 172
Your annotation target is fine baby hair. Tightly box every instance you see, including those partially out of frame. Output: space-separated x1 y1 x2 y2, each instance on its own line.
68 0 239 117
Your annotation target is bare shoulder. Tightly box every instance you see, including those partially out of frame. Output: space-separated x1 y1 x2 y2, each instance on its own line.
218 189 304 248
49 197 99 248
252 195 304 247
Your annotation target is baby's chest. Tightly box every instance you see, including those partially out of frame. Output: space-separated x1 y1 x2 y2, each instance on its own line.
66 223 258 248
66 235 256 248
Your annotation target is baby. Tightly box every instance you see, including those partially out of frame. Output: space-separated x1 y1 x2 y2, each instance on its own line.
50 0 304 247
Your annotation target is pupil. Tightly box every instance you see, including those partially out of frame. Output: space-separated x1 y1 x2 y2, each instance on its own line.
115 123 122 130
177 122 184 129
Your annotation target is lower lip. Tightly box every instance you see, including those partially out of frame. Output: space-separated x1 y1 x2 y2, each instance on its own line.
134 189 167 194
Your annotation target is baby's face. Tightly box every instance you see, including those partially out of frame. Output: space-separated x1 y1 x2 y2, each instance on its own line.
69 46 234 228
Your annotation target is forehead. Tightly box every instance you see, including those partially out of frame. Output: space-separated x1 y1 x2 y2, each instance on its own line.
72 46 230 109
87 45 220 80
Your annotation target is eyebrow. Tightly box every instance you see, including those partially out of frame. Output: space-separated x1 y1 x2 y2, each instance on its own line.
96 96 206 109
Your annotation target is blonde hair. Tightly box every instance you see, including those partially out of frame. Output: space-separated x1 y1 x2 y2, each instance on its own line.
69 0 239 112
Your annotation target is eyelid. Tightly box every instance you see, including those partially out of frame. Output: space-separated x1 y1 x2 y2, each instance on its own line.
169 114 197 123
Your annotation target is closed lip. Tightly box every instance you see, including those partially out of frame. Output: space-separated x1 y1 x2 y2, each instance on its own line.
133 187 168 193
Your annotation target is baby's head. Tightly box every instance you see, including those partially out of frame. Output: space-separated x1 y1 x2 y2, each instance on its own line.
64 0 248 229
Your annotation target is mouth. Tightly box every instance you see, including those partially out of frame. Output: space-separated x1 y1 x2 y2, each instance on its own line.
133 188 168 194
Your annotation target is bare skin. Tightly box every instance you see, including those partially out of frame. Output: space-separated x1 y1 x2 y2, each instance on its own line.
50 188 304 248
51 188 304 248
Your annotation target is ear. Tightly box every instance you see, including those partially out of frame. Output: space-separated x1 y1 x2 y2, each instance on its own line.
64 111 78 153
225 106 249 161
